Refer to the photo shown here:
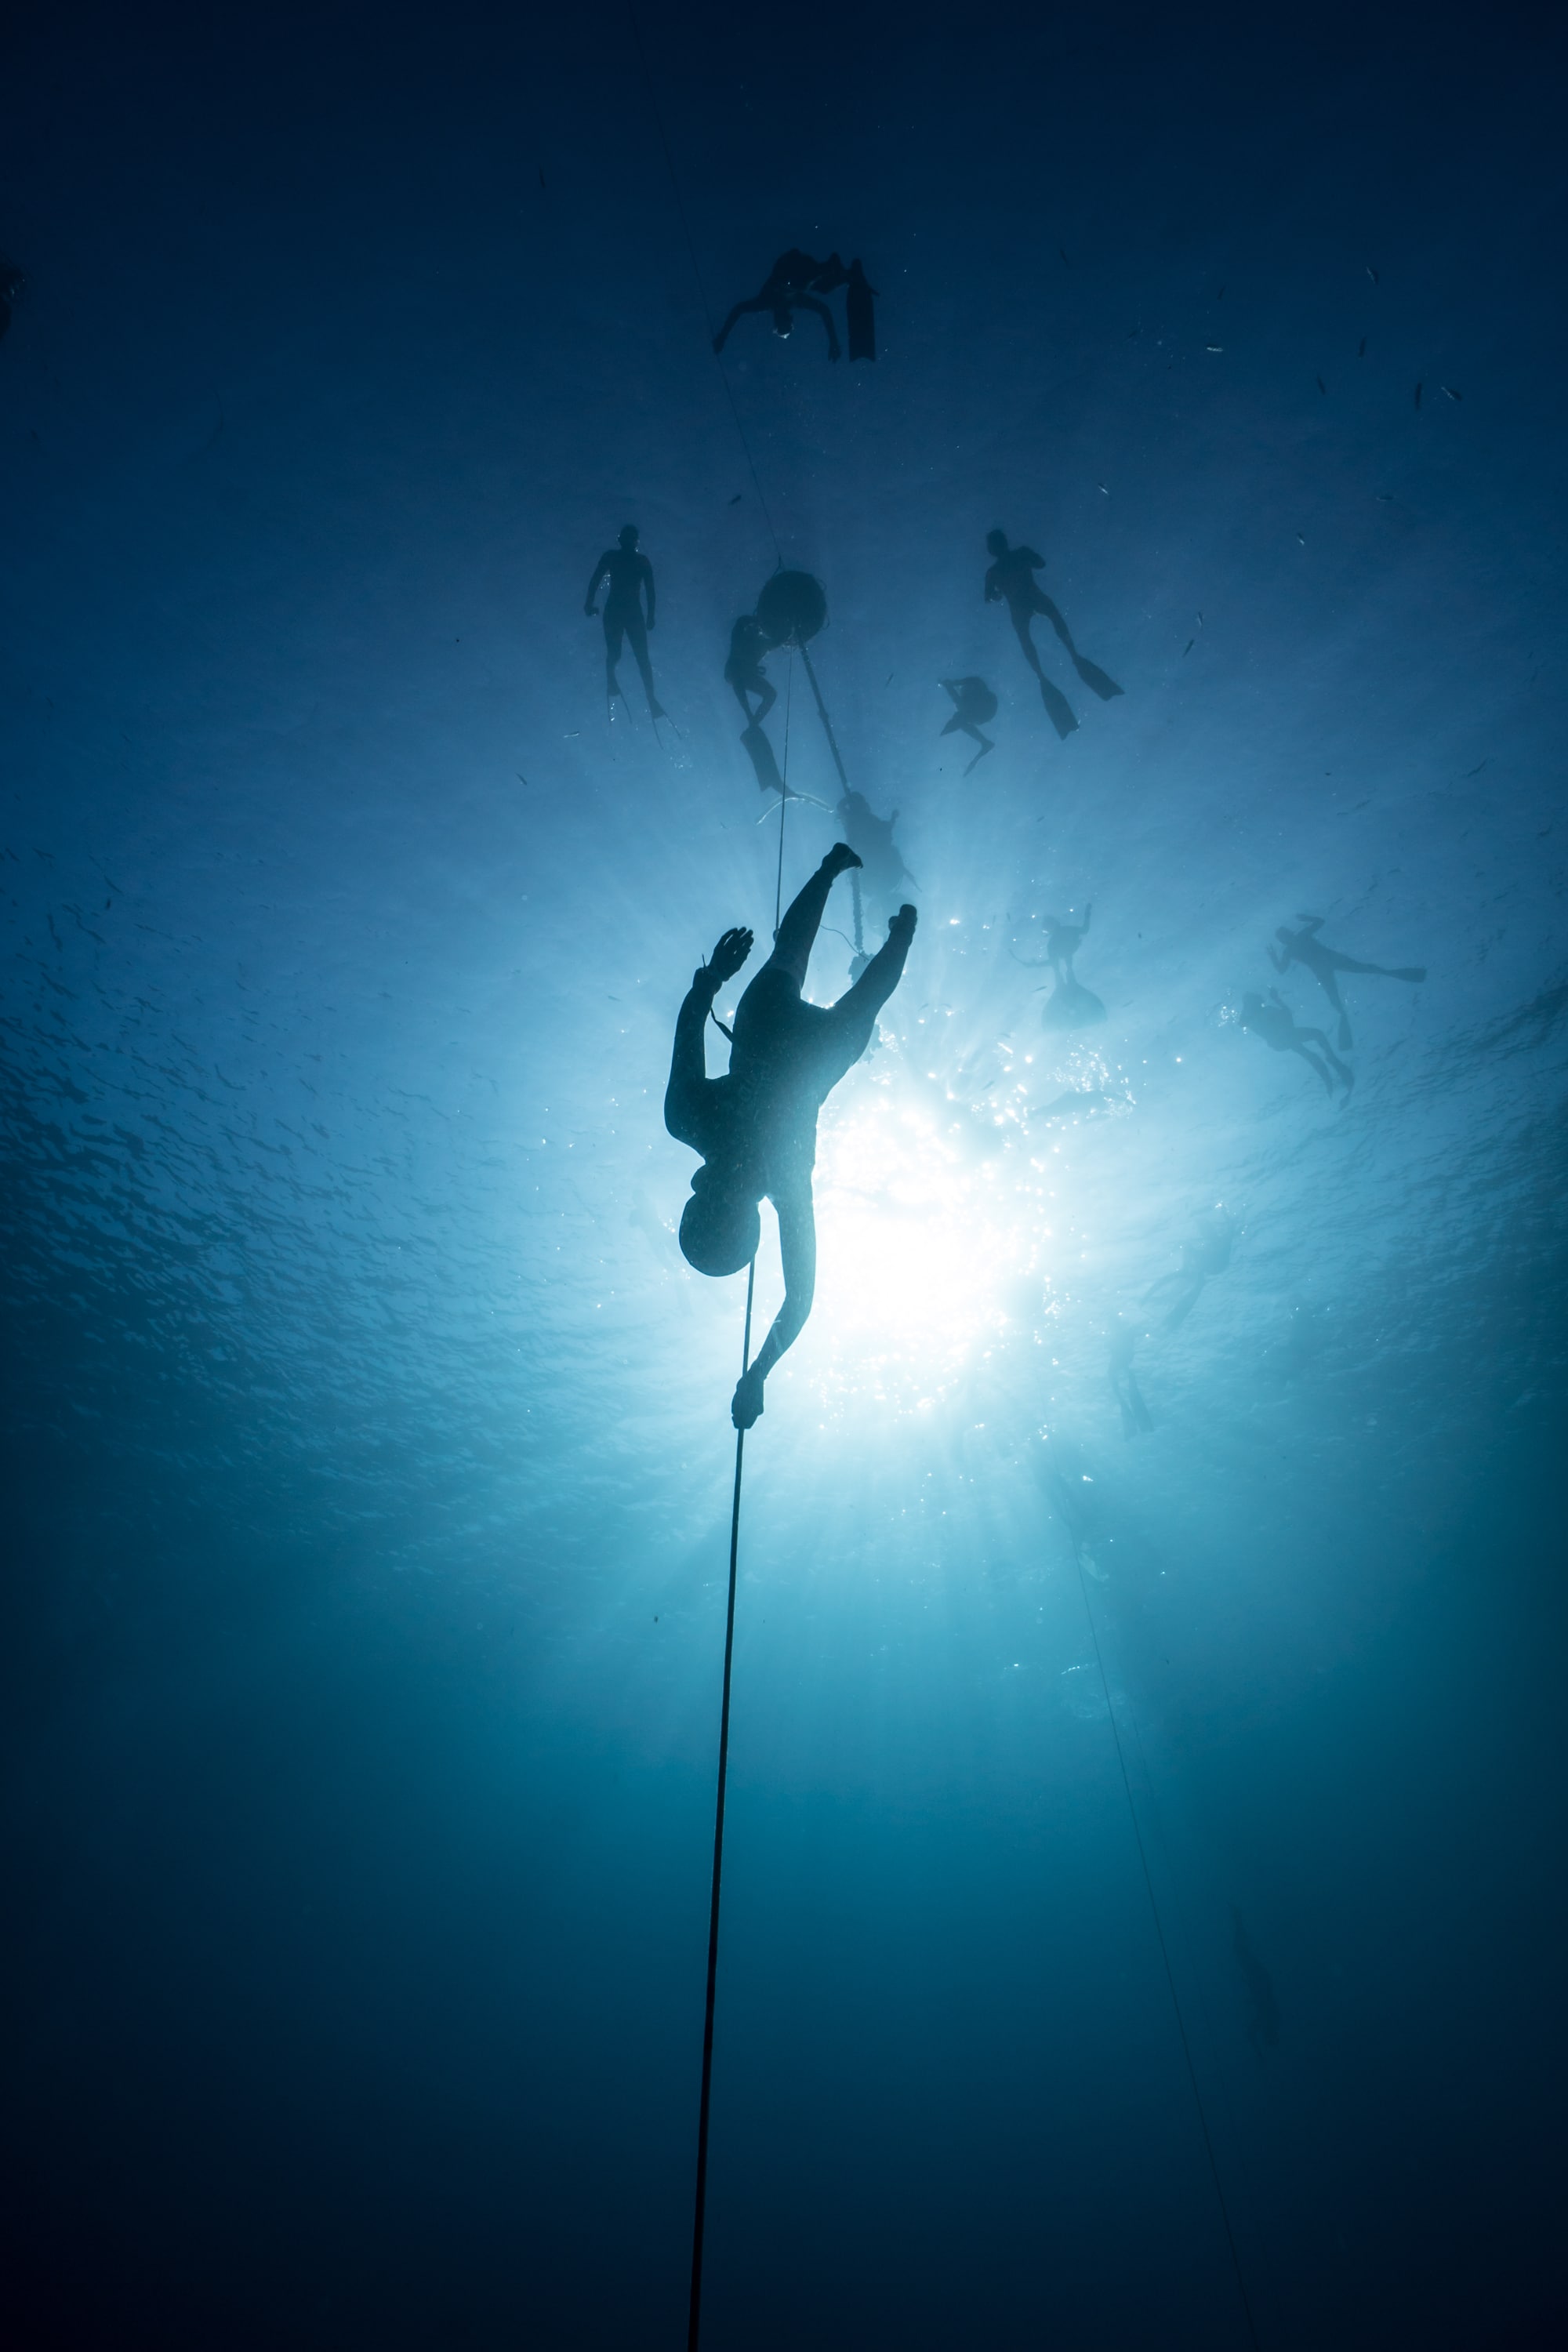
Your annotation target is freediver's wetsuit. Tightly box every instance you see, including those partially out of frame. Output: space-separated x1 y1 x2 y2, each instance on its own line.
665 850 914 1421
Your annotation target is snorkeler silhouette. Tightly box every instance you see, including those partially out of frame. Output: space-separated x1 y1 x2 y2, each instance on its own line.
1232 1909 1281 2059
1145 1208 1234 1333
1014 906 1105 1030
984 529 1123 741
837 789 916 971
1108 1322 1155 1439
0 260 24 342
1240 990 1353 1098
583 524 664 720
939 677 997 774
713 250 877 362
1269 914 1426 1050
666 844 916 1429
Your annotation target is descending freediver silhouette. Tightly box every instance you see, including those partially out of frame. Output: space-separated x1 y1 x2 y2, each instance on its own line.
1232 1910 1281 2058
1268 914 1426 1050
983 528 1123 741
665 844 916 1428
1014 906 1105 1031
939 677 997 774
1144 1209 1234 1333
1239 989 1353 1097
583 524 665 720
713 249 877 362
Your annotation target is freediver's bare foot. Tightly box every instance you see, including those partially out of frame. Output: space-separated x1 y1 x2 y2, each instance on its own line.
822 841 863 877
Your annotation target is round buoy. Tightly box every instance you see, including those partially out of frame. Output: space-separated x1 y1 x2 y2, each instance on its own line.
755 569 827 648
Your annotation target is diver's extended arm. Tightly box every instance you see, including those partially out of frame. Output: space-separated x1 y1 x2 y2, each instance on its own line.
713 295 768 353
731 1187 817 1428
664 928 753 1146
663 970 719 1145
583 554 610 616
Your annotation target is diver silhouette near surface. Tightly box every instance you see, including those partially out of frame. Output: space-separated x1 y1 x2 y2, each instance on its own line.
984 528 1123 741
666 844 916 1429
1240 989 1353 1097
1269 915 1426 1049
1014 904 1105 1030
939 677 997 773
583 524 665 720
713 250 877 362
1145 1208 1234 1332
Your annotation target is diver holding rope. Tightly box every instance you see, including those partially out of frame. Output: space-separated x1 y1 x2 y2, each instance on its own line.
666 844 916 1428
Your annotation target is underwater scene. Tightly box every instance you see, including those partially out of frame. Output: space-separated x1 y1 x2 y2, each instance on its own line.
3 4 1566 2346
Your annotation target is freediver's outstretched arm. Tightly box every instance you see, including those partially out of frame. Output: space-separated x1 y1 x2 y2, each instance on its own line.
639 554 656 627
713 294 771 353
731 1187 817 1430
664 928 753 1145
583 554 611 617
1267 940 1290 974
1295 913 1325 934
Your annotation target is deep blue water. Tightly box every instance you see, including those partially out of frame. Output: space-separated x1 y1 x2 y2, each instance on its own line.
3 5 1566 2346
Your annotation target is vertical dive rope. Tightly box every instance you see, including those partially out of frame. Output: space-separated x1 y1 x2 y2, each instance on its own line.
687 1257 756 2352
775 655 793 931
796 645 861 953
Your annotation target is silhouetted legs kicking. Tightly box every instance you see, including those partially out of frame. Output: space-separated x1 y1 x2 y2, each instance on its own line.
1240 990 1353 1096
1269 916 1427 1049
604 608 662 720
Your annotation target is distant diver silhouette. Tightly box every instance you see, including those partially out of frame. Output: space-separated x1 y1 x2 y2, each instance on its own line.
713 249 877 362
1268 914 1426 1050
725 611 777 724
1145 1208 1234 1332
1232 1909 1281 2058
0 260 24 343
1014 906 1105 1030
666 844 916 1428
939 677 997 774
1108 1321 1155 1439
584 524 664 720
1240 989 1353 1097
837 789 916 971
984 528 1122 741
